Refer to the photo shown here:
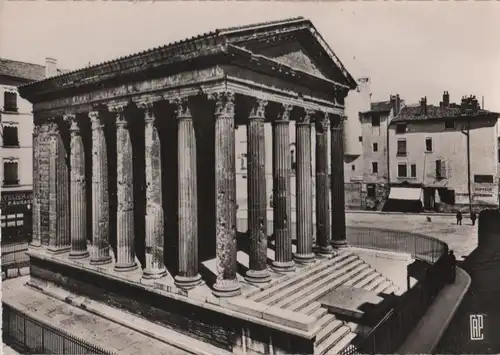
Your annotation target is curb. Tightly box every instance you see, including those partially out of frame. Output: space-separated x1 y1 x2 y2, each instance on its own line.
346 210 471 218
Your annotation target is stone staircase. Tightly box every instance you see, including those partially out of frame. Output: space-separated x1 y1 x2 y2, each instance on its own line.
246 251 402 355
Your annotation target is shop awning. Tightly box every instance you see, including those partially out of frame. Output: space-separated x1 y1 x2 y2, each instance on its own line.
388 187 423 201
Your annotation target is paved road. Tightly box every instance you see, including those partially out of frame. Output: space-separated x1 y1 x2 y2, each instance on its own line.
436 212 500 354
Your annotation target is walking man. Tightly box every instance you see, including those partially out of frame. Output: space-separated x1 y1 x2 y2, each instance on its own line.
456 211 463 225
471 211 477 226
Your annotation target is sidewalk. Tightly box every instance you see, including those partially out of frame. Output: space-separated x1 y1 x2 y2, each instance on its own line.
397 267 471 354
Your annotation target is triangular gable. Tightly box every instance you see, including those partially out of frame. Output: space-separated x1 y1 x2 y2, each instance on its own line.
220 18 357 89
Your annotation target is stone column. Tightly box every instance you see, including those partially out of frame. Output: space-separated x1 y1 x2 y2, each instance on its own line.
213 92 241 297
30 124 41 248
245 99 271 284
47 119 70 254
113 106 138 272
142 103 167 279
174 98 202 289
272 104 295 272
89 111 112 265
294 109 315 264
315 113 334 255
330 115 348 248
68 115 89 259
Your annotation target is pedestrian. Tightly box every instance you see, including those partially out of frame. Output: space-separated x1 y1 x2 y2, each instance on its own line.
448 250 457 284
471 211 477 226
456 211 462 225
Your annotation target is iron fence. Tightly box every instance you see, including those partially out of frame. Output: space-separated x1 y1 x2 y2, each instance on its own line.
2 303 115 354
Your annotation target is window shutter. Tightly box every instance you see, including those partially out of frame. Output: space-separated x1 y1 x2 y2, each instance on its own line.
441 160 447 178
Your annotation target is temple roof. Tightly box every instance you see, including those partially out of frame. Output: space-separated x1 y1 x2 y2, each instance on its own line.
0 58 67 83
18 17 357 99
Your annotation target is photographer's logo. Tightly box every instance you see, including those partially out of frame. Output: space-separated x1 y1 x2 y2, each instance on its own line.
470 314 484 340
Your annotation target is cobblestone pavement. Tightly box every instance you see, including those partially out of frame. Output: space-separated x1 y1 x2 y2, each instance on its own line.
346 213 478 260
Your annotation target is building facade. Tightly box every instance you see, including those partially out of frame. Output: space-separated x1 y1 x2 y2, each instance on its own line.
387 93 499 212
0 58 62 261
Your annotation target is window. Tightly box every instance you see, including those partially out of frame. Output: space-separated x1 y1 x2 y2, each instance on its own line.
396 123 407 134
2 125 19 147
240 153 247 171
372 162 378 174
351 164 355 171
398 163 407 178
367 184 376 198
397 139 407 156
373 143 378 152
445 120 455 129
3 161 19 186
358 136 363 142
474 175 494 184
435 160 447 179
411 164 417 178
3 92 18 112
425 138 432 152
372 115 380 127
291 149 296 172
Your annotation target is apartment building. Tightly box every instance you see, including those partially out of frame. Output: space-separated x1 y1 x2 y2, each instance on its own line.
386 92 500 213
1 57 63 253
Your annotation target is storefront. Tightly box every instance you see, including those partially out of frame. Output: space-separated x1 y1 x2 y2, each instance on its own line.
1 190 33 245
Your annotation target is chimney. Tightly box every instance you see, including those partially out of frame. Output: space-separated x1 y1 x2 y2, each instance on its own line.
442 91 449 107
390 94 402 116
45 57 57 78
420 97 427 115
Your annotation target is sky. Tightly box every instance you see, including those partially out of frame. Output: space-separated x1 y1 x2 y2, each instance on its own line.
1 1 499 112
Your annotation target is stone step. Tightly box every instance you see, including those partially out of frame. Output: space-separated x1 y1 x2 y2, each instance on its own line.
275 261 366 310
325 331 357 355
301 301 322 315
372 280 393 295
248 252 353 302
265 256 361 306
314 314 337 333
341 267 374 287
352 271 379 289
310 306 329 319
315 325 351 355
364 275 387 292
316 319 343 345
382 284 398 295
287 263 370 312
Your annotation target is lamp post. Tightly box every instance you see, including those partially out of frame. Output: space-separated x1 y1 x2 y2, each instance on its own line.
461 119 472 215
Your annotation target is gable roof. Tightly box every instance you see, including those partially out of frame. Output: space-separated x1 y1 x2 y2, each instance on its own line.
391 103 499 123
0 58 68 83
19 17 356 94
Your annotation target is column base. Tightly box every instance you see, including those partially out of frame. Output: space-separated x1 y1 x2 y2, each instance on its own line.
212 279 242 298
142 267 167 280
29 241 42 249
318 245 335 256
271 260 296 273
331 240 349 249
69 249 90 259
114 262 139 272
293 253 316 264
174 274 203 290
245 268 271 284
89 255 112 265
46 246 71 255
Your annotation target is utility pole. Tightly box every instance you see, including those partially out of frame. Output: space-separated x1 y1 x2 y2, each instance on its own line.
461 119 472 214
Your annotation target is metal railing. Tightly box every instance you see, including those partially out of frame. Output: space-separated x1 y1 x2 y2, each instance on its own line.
1 242 29 268
2 303 115 354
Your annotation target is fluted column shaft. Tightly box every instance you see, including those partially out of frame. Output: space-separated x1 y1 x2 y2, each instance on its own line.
272 104 295 272
245 99 270 283
316 114 334 254
330 116 348 248
68 116 89 259
47 120 70 253
114 108 138 272
143 104 167 279
294 110 314 263
30 124 41 248
89 112 112 265
213 92 241 297
175 99 202 289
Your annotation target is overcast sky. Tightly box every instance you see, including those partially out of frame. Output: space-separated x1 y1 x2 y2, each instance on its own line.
1 1 499 111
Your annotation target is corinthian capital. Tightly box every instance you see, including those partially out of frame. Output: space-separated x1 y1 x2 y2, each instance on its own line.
89 111 103 130
249 99 267 120
277 103 293 122
329 114 344 130
64 114 81 134
297 108 315 125
138 101 156 123
213 92 235 118
171 97 191 119
315 112 330 133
